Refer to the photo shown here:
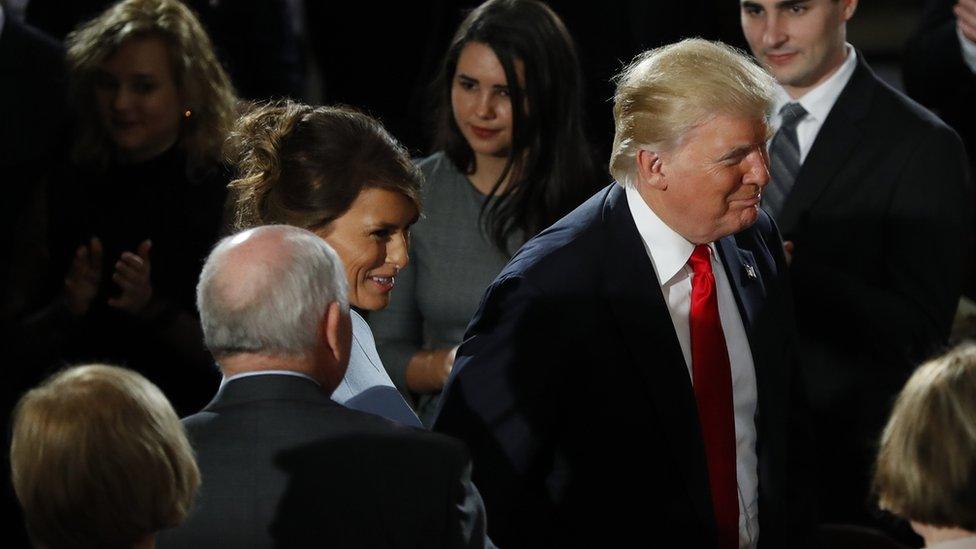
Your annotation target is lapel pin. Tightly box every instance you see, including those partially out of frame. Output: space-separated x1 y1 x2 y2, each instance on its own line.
744 264 757 280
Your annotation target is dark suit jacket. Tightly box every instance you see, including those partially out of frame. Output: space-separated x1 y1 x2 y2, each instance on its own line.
434 184 811 548
0 17 65 325
903 0 976 298
157 374 488 548
780 53 974 520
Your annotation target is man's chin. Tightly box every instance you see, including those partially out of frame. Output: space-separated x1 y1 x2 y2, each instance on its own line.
736 208 761 231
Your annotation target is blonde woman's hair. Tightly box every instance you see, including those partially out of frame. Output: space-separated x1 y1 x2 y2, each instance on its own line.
66 0 236 171
609 38 775 186
10 364 200 549
874 344 976 530
228 100 421 232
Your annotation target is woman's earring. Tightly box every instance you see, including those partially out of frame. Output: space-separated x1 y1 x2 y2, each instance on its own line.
183 108 192 118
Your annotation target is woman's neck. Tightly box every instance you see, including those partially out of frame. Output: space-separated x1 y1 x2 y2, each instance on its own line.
469 153 510 196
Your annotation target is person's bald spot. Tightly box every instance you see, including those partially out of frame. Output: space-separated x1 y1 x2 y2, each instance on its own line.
208 226 300 314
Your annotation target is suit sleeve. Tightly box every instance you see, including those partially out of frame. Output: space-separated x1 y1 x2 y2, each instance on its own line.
792 122 974 366
433 273 558 546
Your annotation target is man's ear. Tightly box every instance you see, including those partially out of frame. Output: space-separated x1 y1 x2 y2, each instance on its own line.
841 0 858 21
322 301 347 365
636 149 666 190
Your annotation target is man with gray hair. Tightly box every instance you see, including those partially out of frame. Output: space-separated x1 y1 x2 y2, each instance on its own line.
434 39 811 548
160 225 491 548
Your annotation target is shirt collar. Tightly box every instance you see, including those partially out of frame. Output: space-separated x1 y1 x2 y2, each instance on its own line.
625 184 698 287
220 370 320 390
773 44 857 125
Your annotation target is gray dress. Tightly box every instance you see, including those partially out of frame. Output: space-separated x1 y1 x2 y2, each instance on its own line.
369 152 521 425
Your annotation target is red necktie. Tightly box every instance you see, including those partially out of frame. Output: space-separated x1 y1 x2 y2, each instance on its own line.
688 244 738 549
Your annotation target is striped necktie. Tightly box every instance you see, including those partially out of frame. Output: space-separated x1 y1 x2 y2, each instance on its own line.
763 102 807 220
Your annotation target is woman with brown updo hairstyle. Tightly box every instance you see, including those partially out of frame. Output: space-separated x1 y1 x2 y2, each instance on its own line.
36 0 236 415
230 99 423 426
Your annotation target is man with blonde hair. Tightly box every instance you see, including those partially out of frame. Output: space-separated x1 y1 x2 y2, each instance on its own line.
435 39 811 548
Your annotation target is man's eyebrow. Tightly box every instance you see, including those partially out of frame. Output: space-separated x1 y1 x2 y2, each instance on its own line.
741 0 809 8
718 145 755 161
779 0 811 8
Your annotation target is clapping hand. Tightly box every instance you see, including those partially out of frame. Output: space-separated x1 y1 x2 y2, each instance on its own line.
108 239 154 315
64 237 103 316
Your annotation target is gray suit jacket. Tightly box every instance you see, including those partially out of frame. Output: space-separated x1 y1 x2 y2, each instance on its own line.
158 374 490 548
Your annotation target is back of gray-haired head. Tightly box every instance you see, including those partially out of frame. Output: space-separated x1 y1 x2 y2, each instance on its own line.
196 225 348 358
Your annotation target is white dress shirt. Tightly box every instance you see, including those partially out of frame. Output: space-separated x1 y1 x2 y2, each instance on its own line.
626 185 760 548
772 44 858 163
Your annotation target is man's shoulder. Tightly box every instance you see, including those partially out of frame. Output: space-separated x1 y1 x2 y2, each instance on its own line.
267 408 471 482
183 391 467 464
497 184 618 286
846 56 959 139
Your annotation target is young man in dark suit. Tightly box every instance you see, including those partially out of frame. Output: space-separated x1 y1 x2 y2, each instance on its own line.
741 0 975 525
434 39 812 548
158 226 491 548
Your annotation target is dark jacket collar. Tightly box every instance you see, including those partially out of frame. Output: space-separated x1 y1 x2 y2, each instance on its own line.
203 373 337 412
777 50 876 235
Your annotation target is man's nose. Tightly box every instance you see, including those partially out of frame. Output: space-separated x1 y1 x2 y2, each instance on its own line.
762 15 788 48
747 149 770 188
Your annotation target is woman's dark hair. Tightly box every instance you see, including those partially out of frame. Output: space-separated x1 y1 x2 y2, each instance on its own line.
229 100 422 231
432 0 602 254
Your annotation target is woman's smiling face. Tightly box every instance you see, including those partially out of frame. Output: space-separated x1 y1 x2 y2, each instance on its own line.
315 187 418 311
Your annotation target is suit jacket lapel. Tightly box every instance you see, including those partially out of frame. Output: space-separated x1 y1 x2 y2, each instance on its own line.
601 184 715 533
778 52 874 236
715 235 765 337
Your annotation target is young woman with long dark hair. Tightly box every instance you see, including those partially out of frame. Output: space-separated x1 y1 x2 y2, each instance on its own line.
371 0 604 424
